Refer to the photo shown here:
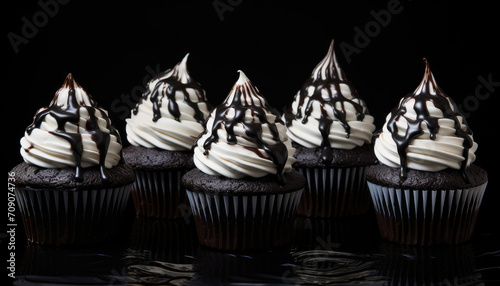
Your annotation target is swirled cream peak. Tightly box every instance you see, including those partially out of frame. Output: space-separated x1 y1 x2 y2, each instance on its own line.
126 53 211 150
193 71 295 182
20 73 123 182
285 40 375 161
374 59 477 182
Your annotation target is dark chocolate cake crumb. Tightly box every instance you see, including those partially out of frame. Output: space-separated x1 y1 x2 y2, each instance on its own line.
12 161 135 190
122 145 194 171
366 164 487 190
293 143 377 168
182 168 305 195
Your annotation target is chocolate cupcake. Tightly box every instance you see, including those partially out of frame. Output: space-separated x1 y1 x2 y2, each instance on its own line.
284 40 377 217
12 74 134 245
183 71 305 250
124 53 212 218
367 59 488 245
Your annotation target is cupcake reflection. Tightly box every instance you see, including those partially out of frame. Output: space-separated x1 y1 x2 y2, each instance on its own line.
292 213 379 252
187 247 293 285
15 243 131 285
122 215 198 284
378 242 482 285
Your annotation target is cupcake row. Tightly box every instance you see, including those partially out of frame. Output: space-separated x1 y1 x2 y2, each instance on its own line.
11 40 487 248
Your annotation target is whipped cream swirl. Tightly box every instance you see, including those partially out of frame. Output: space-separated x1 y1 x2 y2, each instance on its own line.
374 59 477 182
193 71 295 181
20 73 123 182
285 40 375 161
126 54 211 151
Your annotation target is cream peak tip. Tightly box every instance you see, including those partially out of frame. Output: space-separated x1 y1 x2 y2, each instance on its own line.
180 53 190 67
62 72 79 88
328 39 335 53
236 70 250 84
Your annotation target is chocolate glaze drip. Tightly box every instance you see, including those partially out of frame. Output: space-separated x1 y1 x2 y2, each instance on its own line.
387 59 473 183
132 55 209 123
285 40 367 162
26 73 121 183
198 71 289 184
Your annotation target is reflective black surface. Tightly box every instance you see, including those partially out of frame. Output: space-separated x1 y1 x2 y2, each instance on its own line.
6 1 500 285
12 202 500 286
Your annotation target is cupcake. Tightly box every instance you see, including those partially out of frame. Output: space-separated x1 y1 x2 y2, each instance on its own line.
124 53 212 218
12 73 134 245
284 40 377 217
182 71 305 250
367 59 488 245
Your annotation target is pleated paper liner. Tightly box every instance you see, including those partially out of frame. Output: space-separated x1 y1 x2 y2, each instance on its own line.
367 182 487 245
15 185 132 245
186 188 304 250
131 169 190 219
296 166 372 217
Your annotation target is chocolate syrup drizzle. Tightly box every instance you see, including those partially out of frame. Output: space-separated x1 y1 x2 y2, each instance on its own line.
285 40 367 162
132 55 208 124
199 71 289 184
26 73 121 183
387 59 473 183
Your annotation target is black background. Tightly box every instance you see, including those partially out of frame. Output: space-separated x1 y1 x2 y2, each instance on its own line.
5 0 499 239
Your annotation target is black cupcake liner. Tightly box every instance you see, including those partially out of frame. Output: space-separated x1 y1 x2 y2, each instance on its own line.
296 166 371 217
15 185 132 245
367 182 487 245
186 189 304 250
131 169 190 219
